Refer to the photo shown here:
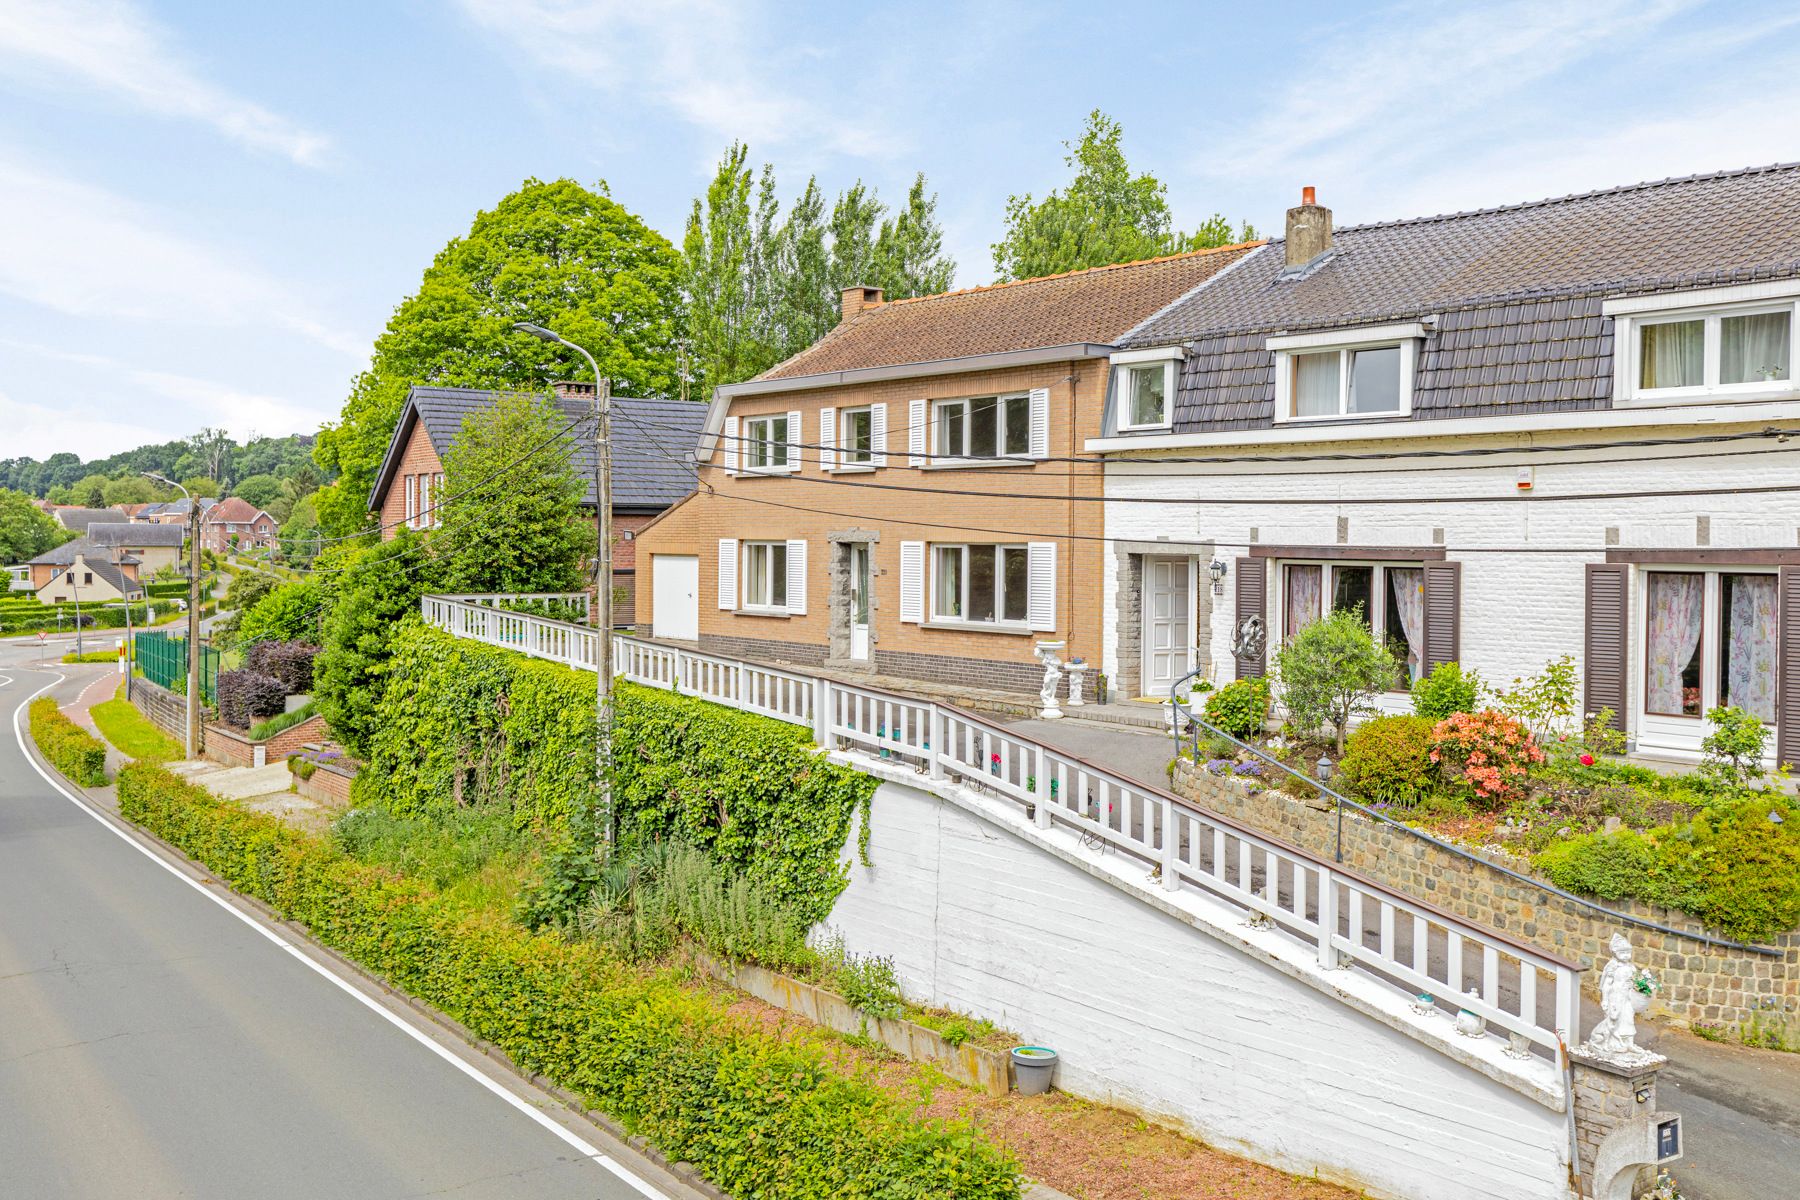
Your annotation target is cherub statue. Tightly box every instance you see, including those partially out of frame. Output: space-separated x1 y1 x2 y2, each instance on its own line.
1583 932 1647 1060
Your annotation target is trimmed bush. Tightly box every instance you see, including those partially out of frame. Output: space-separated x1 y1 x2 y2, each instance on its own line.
1535 799 1800 941
1410 661 1483 721
1429 709 1543 808
1202 676 1269 739
245 639 319 695
28 697 107 786
116 764 1019 1198
216 668 287 728
1339 715 1438 807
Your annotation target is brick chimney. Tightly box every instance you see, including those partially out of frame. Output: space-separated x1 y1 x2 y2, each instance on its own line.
839 284 884 325
1285 186 1332 268
552 380 597 400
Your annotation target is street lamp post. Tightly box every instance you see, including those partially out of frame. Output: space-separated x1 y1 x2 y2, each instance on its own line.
65 569 85 657
145 473 200 759
514 322 613 856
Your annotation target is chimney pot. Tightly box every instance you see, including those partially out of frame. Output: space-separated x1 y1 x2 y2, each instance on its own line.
552 380 597 400
1285 187 1333 269
839 284 884 325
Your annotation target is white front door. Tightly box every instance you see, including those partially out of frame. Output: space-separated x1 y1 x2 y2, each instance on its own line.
849 543 872 660
1142 556 1192 696
651 555 699 641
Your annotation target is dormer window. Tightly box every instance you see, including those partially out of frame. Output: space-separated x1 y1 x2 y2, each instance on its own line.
1607 284 1800 403
1110 346 1182 431
1269 322 1423 423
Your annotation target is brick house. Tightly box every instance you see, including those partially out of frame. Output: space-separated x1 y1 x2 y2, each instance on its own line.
1093 166 1800 764
25 538 144 603
367 383 706 626
87 521 185 576
200 496 278 554
633 244 1261 697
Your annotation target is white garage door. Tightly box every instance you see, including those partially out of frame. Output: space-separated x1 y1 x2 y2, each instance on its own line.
651 555 699 642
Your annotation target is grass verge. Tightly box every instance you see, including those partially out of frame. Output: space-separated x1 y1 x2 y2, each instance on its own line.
90 682 184 764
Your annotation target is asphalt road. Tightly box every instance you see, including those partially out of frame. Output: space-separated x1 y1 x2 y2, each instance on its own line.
0 641 692 1200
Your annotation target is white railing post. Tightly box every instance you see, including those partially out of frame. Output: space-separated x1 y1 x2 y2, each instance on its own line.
814 678 832 748
1160 796 1180 891
928 706 946 781
1033 743 1050 828
1316 865 1339 969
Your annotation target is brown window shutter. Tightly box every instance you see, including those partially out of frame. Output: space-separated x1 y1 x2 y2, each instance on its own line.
1421 561 1460 673
1584 563 1630 733
1778 567 1800 770
1234 556 1266 679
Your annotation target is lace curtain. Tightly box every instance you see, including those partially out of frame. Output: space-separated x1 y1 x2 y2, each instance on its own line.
1646 573 1704 715
1284 564 1322 637
1640 320 1702 389
1720 311 1791 384
1389 567 1425 680
1724 574 1778 721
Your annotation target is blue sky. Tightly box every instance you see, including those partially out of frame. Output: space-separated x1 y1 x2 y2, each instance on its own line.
2 0 1798 460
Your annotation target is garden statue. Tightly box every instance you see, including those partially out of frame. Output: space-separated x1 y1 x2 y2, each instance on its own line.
1583 932 1654 1062
1034 641 1066 720
1064 658 1089 707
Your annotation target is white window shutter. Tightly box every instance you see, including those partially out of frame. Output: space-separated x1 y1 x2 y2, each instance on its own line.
786 410 802 471
899 541 924 623
717 539 738 610
908 399 927 465
870 403 888 467
819 407 837 471
1028 387 1049 458
722 415 739 474
1027 542 1057 631
785 538 807 615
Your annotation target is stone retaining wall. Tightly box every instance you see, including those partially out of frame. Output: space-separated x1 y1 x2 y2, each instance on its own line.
130 677 192 745
1171 757 1800 1042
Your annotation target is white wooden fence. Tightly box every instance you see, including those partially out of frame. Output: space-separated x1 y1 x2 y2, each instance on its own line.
422 593 1582 1058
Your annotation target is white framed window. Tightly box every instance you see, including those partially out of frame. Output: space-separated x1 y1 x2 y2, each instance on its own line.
1617 302 1797 402
1111 346 1181 431
930 543 1029 625
932 394 1031 459
1278 560 1426 689
743 541 789 610
840 405 875 466
744 414 794 472
1640 568 1777 723
1269 322 1422 422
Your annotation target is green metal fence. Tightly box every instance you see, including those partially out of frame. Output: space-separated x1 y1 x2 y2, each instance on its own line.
134 632 218 703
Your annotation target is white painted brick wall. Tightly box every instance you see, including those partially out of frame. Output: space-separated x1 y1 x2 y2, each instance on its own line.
831 778 1571 1200
1100 431 1800 751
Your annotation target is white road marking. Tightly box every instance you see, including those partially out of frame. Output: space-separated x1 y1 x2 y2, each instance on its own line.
8 673 669 1200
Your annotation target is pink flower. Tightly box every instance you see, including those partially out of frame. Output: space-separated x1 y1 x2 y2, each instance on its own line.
1579 753 1595 767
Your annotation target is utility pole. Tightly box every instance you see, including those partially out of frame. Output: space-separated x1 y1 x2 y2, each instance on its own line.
146 474 200 759
513 323 614 857
66 569 85 657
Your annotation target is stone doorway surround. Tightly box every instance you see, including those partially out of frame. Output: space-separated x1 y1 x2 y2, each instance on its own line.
1113 538 1213 700
826 528 880 671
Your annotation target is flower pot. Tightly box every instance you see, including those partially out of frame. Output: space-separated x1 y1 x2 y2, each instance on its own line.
1631 990 1652 1015
1011 1046 1058 1096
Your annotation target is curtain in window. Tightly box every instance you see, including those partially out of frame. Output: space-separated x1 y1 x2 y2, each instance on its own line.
1640 321 1703 389
1283 564 1322 637
1388 567 1425 677
1292 353 1339 417
1720 312 1791 385
934 548 961 618
1723 574 1778 721
1646 573 1704 715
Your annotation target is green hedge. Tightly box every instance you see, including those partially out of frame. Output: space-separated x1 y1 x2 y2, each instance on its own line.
29 697 108 786
1535 798 1800 941
361 625 876 922
117 765 1019 1198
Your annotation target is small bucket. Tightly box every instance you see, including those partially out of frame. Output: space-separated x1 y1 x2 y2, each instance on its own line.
1011 1046 1058 1096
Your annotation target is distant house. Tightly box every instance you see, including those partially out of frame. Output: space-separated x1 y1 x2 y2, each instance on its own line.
137 497 219 526
200 496 278 554
52 506 128 533
26 539 144 604
367 383 706 626
87 521 185 576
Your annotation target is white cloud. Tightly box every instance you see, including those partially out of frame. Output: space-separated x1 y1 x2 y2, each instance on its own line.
454 0 898 158
0 153 364 358
0 0 330 167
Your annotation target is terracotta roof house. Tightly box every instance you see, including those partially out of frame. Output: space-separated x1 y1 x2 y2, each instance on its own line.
634 243 1262 697
139 497 219 525
25 537 144 603
1091 164 1800 765
367 383 708 626
200 496 278 554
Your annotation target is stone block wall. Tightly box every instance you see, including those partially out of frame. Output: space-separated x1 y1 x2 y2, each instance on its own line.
130 677 191 746
1171 758 1800 1040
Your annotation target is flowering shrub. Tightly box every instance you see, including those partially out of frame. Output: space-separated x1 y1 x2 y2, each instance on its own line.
1203 758 1235 776
1231 760 1265 778
1429 709 1543 808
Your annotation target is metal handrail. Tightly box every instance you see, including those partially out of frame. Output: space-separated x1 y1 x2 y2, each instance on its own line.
1168 665 1782 957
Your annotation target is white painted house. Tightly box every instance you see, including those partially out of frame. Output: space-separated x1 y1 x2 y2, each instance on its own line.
1091 166 1800 767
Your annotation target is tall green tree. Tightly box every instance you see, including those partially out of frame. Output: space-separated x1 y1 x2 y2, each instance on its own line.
437 393 591 594
0 488 71 564
101 476 157 506
991 109 1256 281
312 178 686 537
314 531 442 757
232 473 285 514
683 148 956 391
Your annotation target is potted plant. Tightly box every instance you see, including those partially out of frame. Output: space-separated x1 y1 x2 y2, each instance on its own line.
1011 1045 1058 1096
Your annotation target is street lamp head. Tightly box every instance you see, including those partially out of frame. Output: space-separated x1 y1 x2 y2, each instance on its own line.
514 321 564 344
